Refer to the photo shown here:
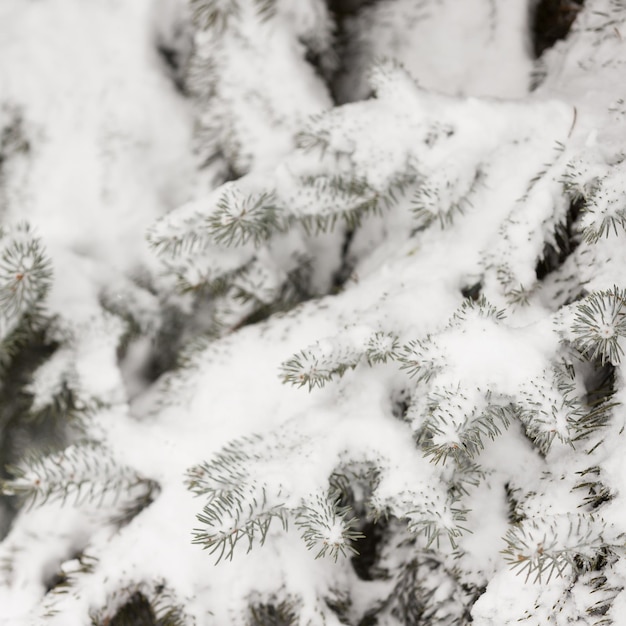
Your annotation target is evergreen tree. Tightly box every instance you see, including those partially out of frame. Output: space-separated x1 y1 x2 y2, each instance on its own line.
2 0 626 625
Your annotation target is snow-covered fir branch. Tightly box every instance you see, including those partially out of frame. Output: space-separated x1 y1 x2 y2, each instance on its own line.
3 0 626 625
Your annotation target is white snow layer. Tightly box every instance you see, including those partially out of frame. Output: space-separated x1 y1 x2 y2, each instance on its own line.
2 0 626 625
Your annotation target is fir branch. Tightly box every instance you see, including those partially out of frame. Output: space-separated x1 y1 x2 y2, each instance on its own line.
190 0 240 31
401 297 504 384
562 158 626 244
516 366 585 455
26 379 91 429
397 337 443 384
328 461 380 517
207 186 282 247
280 345 358 389
419 396 514 465
572 397 618 444
229 258 285 306
0 223 52 330
192 484 289 562
296 174 383 234
295 495 364 561
365 331 400 364
165 253 251 297
583 572 622 626
405 495 468 550
294 168 415 234
147 209 213 259
369 556 474 626
502 513 615 583
44 552 98 598
249 598 298 626
280 330 399 390
561 158 598 204
451 295 506 324
379 486 470 550
583 204 626 244
185 52 218 103
520 140 566 201
148 186 281 257
253 0 277 23
504 482 528 525
151 583 197 626
0 104 30 158
90 582 196 626
573 467 614 511
190 0 276 29
187 437 292 564
0 442 149 509
571 286 626 364
185 435 259 498
41 552 99 619
581 179 626 244
367 57 416 100
412 166 485 230
446 456 484 499
294 122 332 157
24 347 86 426
108 479 161 528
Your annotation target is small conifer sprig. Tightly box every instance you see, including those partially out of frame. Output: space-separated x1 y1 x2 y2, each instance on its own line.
248 597 299 626
280 328 399 390
406 500 468 550
581 184 626 244
367 546 478 626
37 552 99 619
571 286 626 364
398 337 444 384
293 167 417 234
398 298 515 464
24 347 94 427
148 186 280 258
192 483 289 562
190 0 239 30
494 262 538 307
562 158 626 244
147 208 214 259
89 581 195 626
0 223 52 320
502 513 615 583
416 388 514 464
375 486 469 550
207 186 282 247
412 166 485 230
295 494 364 561
573 466 614 511
0 442 151 509
187 435 292 561
186 435 258 499
188 434 465 564
515 366 584 455
149 161 414 329
190 0 276 31
294 173 382 232
188 472 366 563
451 295 506 323
396 296 616 465
0 223 52 353
294 119 333 156
187 430 368 563
582 571 623 626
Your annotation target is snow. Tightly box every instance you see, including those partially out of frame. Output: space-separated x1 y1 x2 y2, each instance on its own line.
335 0 533 102
0 0 195 326
3 0 626 624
